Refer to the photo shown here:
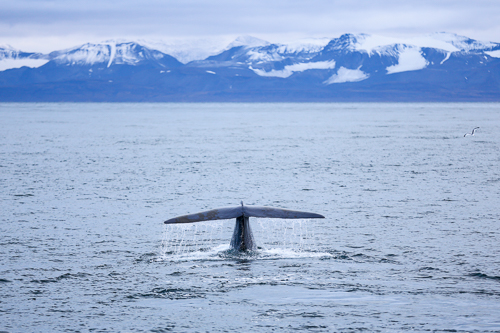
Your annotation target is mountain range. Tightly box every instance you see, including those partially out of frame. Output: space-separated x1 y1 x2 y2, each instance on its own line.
1 32 499 102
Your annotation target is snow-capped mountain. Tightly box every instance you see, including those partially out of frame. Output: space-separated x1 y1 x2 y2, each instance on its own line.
0 45 48 71
138 36 238 63
1 33 499 102
226 35 271 49
48 41 182 68
189 32 500 81
227 32 500 79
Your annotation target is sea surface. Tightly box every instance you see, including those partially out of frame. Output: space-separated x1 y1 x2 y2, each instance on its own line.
1 102 500 332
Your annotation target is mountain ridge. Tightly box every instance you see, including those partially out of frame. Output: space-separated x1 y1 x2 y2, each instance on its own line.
1 32 499 102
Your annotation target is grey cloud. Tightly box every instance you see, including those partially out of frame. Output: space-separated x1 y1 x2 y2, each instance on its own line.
1 0 499 47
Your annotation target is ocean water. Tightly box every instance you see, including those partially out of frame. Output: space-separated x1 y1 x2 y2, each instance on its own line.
1 102 500 332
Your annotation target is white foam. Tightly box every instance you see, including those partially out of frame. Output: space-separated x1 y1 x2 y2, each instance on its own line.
156 245 332 263
260 247 333 259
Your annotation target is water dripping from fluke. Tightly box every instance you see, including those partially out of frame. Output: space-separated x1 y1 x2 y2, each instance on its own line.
160 202 324 258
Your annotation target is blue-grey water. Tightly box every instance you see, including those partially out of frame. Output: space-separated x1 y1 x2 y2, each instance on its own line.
1 102 500 332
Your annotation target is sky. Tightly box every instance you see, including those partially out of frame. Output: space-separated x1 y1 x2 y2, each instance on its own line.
1 0 499 53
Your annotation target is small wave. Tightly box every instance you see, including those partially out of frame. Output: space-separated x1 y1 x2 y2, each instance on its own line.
135 252 158 263
58 273 91 280
30 272 92 283
419 266 440 271
31 278 59 283
127 287 205 300
469 272 500 281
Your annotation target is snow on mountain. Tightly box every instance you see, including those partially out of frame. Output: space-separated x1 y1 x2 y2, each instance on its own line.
349 32 498 55
51 42 113 66
349 32 500 62
241 33 442 77
250 60 336 78
317 32 499 75
276 38 331 54
1 45 18 58
429 32 498 52
197 36 334 76
139 37 235 63
50 40 179 67
141 35 317 64
197 32 499 77
486 50 500 58
0 45 49 71
353 33 460 54
1 32 499 102
245 48 284 63
324 66 369 84
224 36 330 57
329 32 495 74
1 32 498 79
322 34 359 52
386 46 429 74
226 35 270 49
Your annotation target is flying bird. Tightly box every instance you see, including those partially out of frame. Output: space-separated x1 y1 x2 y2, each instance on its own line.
464 127 480 137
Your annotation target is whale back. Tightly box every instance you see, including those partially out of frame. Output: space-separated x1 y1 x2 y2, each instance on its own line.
164 204 324 224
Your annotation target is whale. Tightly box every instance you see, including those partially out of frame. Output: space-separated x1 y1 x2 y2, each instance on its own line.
164 201 325 251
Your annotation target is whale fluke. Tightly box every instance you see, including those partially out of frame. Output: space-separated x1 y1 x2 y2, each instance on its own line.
164 206 243 224
242 205 324 219
164 202 324 251
164 203 324 224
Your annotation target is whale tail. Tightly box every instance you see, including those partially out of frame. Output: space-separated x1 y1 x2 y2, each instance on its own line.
164 202 325 251
230 216 255 251
164 203 324 224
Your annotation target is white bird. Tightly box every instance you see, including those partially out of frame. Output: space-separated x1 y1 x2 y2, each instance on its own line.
464 127 480 137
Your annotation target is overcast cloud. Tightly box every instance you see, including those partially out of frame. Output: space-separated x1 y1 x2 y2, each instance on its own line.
1 0 499 52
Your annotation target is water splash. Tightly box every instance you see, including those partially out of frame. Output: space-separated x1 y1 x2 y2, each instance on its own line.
159 221 228 258
255 218 317 252
158 218 323 261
